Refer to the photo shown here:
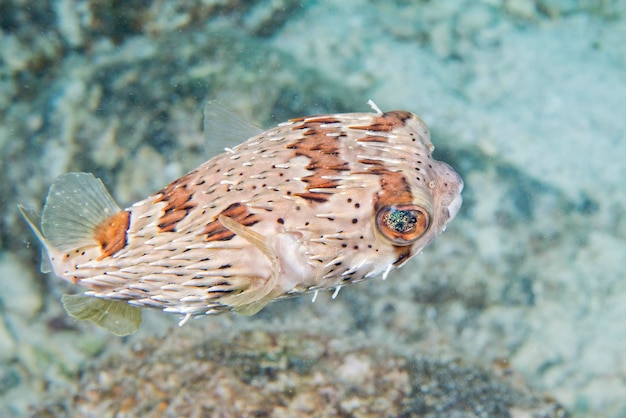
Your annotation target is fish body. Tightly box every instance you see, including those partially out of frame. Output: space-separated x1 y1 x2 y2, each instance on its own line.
20 101 463 335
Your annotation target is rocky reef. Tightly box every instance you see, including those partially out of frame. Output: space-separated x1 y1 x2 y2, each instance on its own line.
32 327 566 418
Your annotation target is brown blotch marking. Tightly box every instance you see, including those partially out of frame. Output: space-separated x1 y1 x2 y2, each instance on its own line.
355 154 415 211
153 172 198 232
293 191 330 204
355 135 389 143
372 171 414 213
358 158 387 167
287 120 350 204
94 210 131 260
371 169 417 261
350 111 414 133
203 203 260 242
393 247 412 266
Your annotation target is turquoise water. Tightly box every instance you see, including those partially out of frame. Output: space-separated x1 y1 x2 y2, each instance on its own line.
1 1 625 416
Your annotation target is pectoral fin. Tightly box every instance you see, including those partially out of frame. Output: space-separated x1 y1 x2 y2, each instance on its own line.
62 294 142 336
234 297 275 316
217 215 280 315
218 215 277 263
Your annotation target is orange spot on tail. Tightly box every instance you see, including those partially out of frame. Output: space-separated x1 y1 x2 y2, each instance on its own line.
94 210 130 260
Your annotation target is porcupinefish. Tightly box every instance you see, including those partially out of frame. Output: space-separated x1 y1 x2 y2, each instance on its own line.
19 101 463 336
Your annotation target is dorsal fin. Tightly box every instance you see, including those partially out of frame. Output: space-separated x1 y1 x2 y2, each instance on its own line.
41 172 122 252
203 100 263 157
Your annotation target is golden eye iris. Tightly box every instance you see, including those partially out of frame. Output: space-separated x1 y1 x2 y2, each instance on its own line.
376 205 430 245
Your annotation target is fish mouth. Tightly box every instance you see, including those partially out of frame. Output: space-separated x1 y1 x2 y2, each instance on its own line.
448 193 463 221
446 176 464 221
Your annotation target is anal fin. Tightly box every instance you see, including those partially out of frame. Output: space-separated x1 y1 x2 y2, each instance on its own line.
62 294 142 336
218 215 276 262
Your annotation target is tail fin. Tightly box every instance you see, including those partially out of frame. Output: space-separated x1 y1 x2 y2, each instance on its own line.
20 173 141 336
18 204 52 273
40 172 122 251
19 172 125 269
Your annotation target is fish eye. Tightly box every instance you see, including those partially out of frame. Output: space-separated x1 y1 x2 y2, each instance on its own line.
376 204 430 245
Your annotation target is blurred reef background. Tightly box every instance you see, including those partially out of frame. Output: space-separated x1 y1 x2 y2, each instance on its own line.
1 0 625 416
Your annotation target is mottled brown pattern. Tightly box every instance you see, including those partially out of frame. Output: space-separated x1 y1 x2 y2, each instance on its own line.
153 172 198 232
392 247 413 266
350 111 413 132
358 153 417 261
94 210 130 260
373 171 418 260
290 191 332 203
357 158 387 167
288 120 350 203
372 171 414 212
203 203 261 242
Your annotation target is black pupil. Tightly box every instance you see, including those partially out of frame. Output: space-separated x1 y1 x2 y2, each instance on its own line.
386 210 417 233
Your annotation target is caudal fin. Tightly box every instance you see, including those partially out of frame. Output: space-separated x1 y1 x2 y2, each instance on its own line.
20 173 140 335
18 204 52 273
41 172 123 251
19 172 128 268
